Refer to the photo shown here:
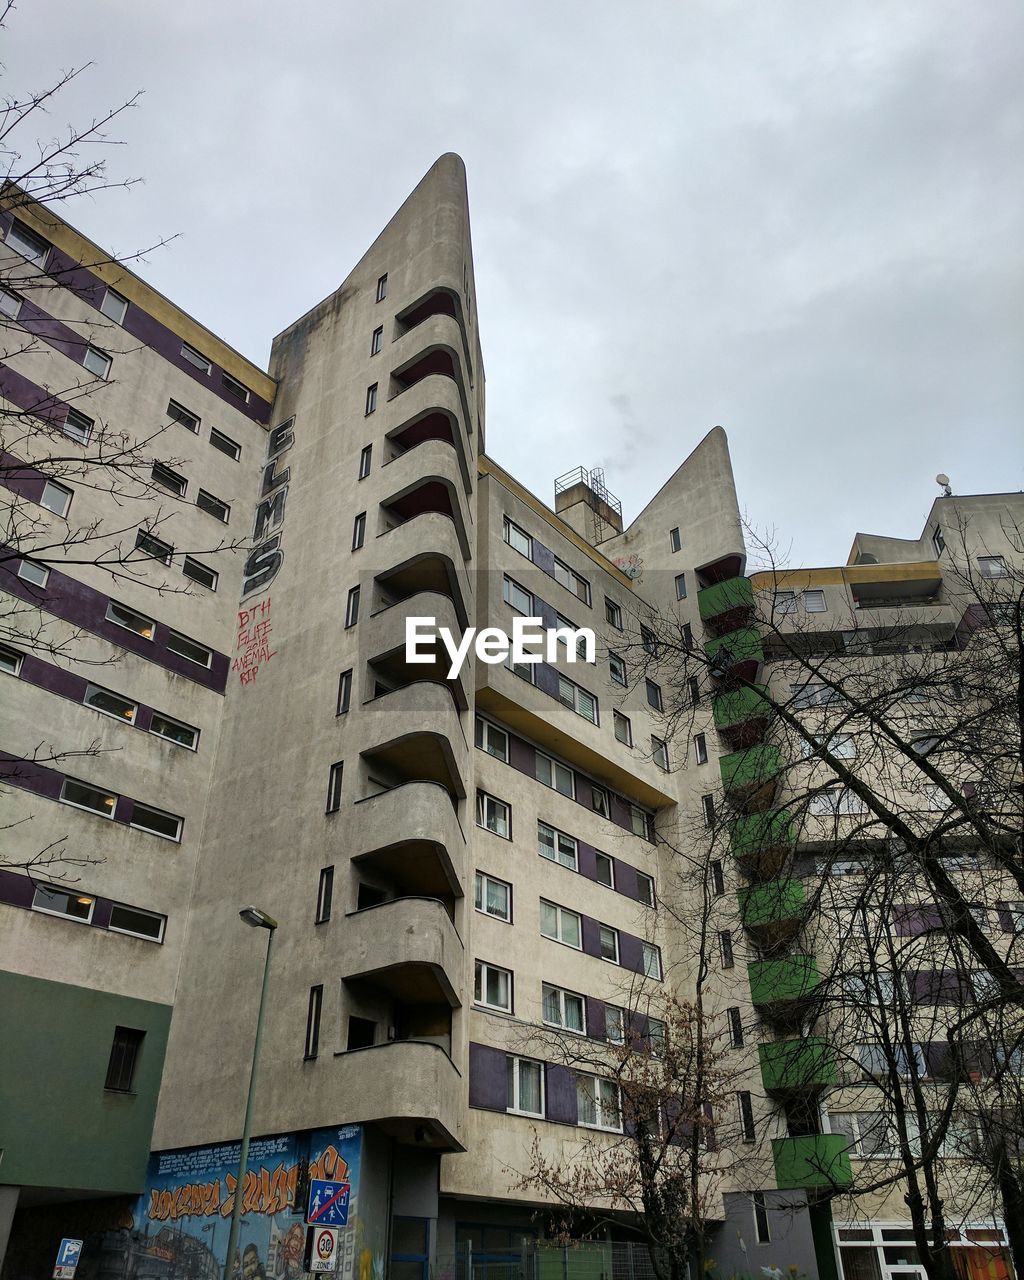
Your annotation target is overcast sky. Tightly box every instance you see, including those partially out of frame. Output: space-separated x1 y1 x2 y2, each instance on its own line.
9 2 1022 565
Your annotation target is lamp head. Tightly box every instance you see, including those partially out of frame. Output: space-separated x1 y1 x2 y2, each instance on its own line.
239 906 278 930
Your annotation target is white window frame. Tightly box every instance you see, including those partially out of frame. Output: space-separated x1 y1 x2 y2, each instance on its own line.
209 427 241 460
613 710 632 746
540 899 583 950
83 345 112 379
221 371 250 403
0 643 23 676
506 1056 544 1117
804 589 827 613
365 383 378 415
775 590 797 615
669 527 681 553
978 555 1008 579
476 717 509 762
536 751 574 798
475 871 512 923
538 821 577 869
542 982 585 1033
609 653 627 686
605 1005 625 1044
149 712 199 751
376 273 388 302
166 630 213 667
180 342 212 374
693 733 708 765
503 517 532 558
557 675 598 724
477 790 511 839
108 902 166 942
182 557 218 591
630 804 652 840
0 285 21 317
605 598 623 629
599 924 619 964
728 1006 744 1048
100 289 128 324
60 778 116 819
502 575 533 615
552 556 590 604
636 872 655 907
6 218 49 265
646 678 663 710
345 585 360 628
642 943 662 980
576 1075 622 1132
135 529 174 565
595 851 614 888
195 489 230 523
674 573 687 600
652 736 669 770
63 407 94 445
475 959 513 1012
370 325 383 356
131 802 183 842
358 443 372 478
591 785 610 818
167 399 200 432
105 600 155 640
151 462 187 496
84 682 138 723
17 560 49 588
40 479 72 517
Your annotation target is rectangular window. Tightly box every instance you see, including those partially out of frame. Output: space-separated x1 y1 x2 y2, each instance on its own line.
775 590 797 615
688 675 701 705
540 900 582 949
105 601 155 639
135 529 173 564
536 752 574 797
210 427 241 460
476 791 511 838
599 925 619 964
376 273 388 302
64 407 94 445
195 489 230 522
180 342 212 374
693 733 708 765
0 285 20 318
670 527 681 553
475 960 512 1012
358 443 372 478
365 383 378 415
504 650 535 683
502 575 533 615
475 872 512 922
0 642 23 676
370 325 383 355
105 1027 144 1092
17 559 49 588
84 683 137 723
131 803 182 841
98 288 128 324
613 711 632 746
609 653 627 686
636 872 655 907
167 399 200 432
182 557 217 590
475 717 509 761
595 851 614 888
978 555 1008 578
645 678 663 711
32 883 95 923
557 675 598 724
605 598 623 629
710 860 725 896
804 589 827 613
326 762 344 813
166 631 212 666
60 777 116 818
151 462 187 496
642 943 662 980
648 1018 667 1056
577 1075 621 1131
719 930 734 969
6 218 49 266
752 1191 770 1244
345 586 360 628
591 785 610 818
40 479 73 517
809 788 867 816
701 794 716 827
652 736 669 770
681 622 693 650
537 821 577 869
221 372 250 402
347 1016 376 1050
598 1006 623 1047
631 804 652 840
727 1007 744 1048
337 669 353 715
542 982 585 1031
503 518 532 558
108 903 165 942
315 867 334 924
149 713 199 750
352 511 366 550
304 985 323 1059
507 1056 544 1116
640 625 658 655
674 573 687 600
552 557 590 604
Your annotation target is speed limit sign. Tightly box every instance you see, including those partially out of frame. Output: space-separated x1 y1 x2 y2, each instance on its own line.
304 1226 338 1273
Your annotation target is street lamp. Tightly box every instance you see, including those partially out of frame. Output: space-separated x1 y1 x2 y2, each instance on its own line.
222 906 278 1280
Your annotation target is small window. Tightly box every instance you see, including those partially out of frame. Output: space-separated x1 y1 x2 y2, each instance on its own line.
0 285 20 318
540 899 582 949
557 675 598 724
636 872 655 907
595 851 614 888
752 1191 770 1244
84 683 137 723
195 489 230 523
605 598 623 629
669 527 681 553
17 560 49 588
60 777 116 818
376 273 388 302
694 733 708 765
38 479 73 518
503 575 533 615
105 1027 145 1092
719 930 734 969
347 1016 376 1051
475 717 509 761
166 631 212 666
642 943 662 980
100 289 128 324
591 785 610 818
613 711 632 746
131 803 183 841
221 372 250 403
609 653 627 686
630 804 652 840
739 1091 756 1142
536 752 574 797
640 625 657 655
599 924 619 963
32 883 95 923
0 643 23 676
337 670 353 715
365 383 378 415
504 649 535 683
64 407 94 445
577 1075 621 1131
475 959 512 1012
345 586 360 628
710 860 725 896
358 444 372 479
182 557 217 590
149 713 199 750
315 867 334 923
538 821 577 869
727 1007 744 1048
370 325 383 355
475 871 512 922
688 676 701 705
542 982 585 1031
804 589 827 613
105 601 155 639
652 736 669 771
978 556 1008 579
352 511 366 550
604 1005 625 1044
646 679 663 711
180 342 212 374
775 590 797 615
304 985 323 1059
167 399 200 432
108 903 165 942
477 791 511 838
701 794 716 827
210 428 241 460
151 462 187 496
932 526 945 557
82 345 111 379
674 573 687 600
681 622 693 650
135 529 173 564
507 1056 544 1116
6 218 49 266
503 518 532 558
326 762 344 813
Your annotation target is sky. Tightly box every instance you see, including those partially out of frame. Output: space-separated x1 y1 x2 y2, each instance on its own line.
7 1 1022 566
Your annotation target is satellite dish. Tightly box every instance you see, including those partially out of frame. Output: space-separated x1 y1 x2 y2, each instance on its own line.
936 473 952 496
936 473 949 486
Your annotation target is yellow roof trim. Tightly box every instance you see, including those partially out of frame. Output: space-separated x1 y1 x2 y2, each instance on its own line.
750 561 942 591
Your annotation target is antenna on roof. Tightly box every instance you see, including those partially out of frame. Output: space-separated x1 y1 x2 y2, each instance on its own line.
936 473 952 498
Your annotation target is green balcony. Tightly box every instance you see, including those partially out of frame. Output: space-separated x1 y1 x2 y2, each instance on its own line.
772 1134 852 1190
713 684 770 732
719 745 782 801
748 955 820 1009
698 575 754 625
759 1038 837 1095
739 880 806 941
729 811 795 871
705 627 765 675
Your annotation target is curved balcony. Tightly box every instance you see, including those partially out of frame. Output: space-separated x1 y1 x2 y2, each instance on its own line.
719 744 782 808
730 809 794 877
388 409 471 494
361 679 469 799
748 955 821 1024
381 441 472 560
698 576 754 634
706 627 764 683
772 1134 852 1191
759 1038 836 1096
366 590 470 711
389 315 474 437
375 511 472 628
343 897 463 1007
383 369 469 465
713 684 771 749
695 552 745 588
351 779 466 898
739 879 806 948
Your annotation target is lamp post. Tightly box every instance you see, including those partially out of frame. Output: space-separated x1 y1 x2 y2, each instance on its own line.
222 906 278 1280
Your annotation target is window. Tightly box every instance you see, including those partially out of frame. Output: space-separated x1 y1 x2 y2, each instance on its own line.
688 676 701 705
131 803 182 841
376 273 388 302
0 643 23 676
809 788 867 816
60 778 116 818
507 1056 543 1116
180 342 212 374
84 683 137 722
538 821 577 869
196 489 230 522
149 713 199 750
475 718 509 761
345 586 360 628
738 1092 755 1142
681 622 694 650
503 518 532 558
542 982 585 1030
645 679 663 711
337 670 352 715
843 972 897 1006
100 288 128 324
17 560 49 588
595 851 614 888
605 598 623 629
775 590 797 615
64 407 94 445
599 925 619 963
536 752 574 798
636 872 655 907
652 736 669 770
80 345 110 378
670 527 681 553
504 649 535 683
34 478 72 519
978 556 1008 578
674 573 687 601
752 1191 770 1244
791 682 843 709
167 399 200 432
0 285 20 317
370 325 383 355
630 805 652 840
182 557 217 590
640 625 657 655
591 785 610 818
108 903 165 941
577 1075 621 1131
477 791 510 838
693 733 708 765
719 931 734 969
316 867 334 923
32 883 95 922
648 1018 666 1056
475 872 512 922
364 382 378 415
801 732 856 760
554 613 591 661
6 218 49 266
727 1007 744 1048
135 529 173 564
358 443 372 478
540 899 582 949
210 428 241 460
613 711 632 746
552 556 589 604
166 631 212 666
605 1005 625 1044
858 1042 926 1079
347 1017 376 1050
352 511 366 550
502 575 533 614
710 860 725 896
475 960 512 1012
105 601 155 639
105 1027 144 1092
558 676 598 724
932 525 946 556
609 653 627 686
151 462 187 496
304 985 323 1059
804 589 827 613
642 943 662 979
221 372 250 402
701 794 716 827
910 730 940 756
326 762 344 813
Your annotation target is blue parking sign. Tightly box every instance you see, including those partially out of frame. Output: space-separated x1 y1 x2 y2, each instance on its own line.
306 1178 351 1227
56 1240 83 1270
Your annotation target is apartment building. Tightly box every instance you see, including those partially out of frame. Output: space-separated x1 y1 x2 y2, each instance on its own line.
1 156 1019 1280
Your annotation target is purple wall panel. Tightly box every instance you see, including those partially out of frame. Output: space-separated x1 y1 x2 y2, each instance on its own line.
544 1063 578 1125
16 299 86 365
468 1041 507 1111
0 451 47 505
19 654 86 700
618 932 645 976
585 995 606 1040
508 734 535 777
0 867 36 909
581 915 602 960
615 862 640 901
531 542 556 575
576 840 599 881
0 362 71 427
0 749 66 801
535 662 559 698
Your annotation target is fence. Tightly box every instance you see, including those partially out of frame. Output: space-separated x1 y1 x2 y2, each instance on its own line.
431 1242 666 1280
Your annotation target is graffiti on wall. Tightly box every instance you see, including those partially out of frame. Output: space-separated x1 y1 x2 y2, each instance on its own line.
241 416 295 601
233 596 276 686
612 552 643 581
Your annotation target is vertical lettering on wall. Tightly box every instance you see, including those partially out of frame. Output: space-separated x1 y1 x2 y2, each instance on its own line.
241 416 295 601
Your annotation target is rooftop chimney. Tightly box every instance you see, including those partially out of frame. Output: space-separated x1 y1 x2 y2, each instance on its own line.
554 466 623 547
